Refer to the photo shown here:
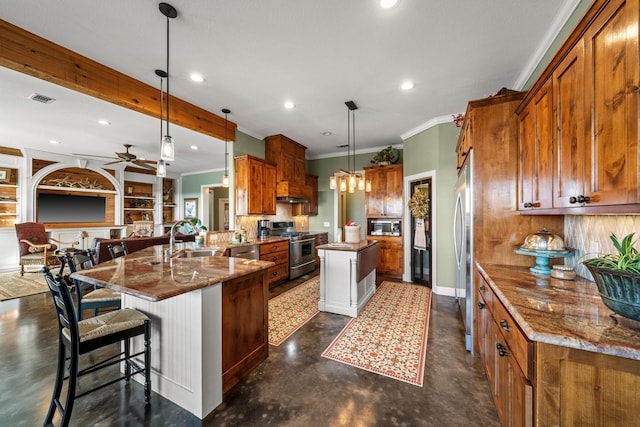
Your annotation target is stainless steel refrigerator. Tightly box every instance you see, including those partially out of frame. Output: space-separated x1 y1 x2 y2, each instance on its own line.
454 152 473 352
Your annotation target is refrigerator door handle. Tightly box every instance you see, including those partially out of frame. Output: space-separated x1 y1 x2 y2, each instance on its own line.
453 191 464 268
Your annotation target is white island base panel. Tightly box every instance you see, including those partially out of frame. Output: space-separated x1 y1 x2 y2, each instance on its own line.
318 248 376 317
122 283 222 419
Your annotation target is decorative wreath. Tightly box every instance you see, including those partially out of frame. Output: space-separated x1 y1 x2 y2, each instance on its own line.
408 189 429 219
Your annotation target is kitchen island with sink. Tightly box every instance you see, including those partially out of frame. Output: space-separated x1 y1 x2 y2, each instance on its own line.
71 244 274 419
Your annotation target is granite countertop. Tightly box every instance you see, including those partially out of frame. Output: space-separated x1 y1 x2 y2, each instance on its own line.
477 263 640 360
71 245 274 302
317 239 378 252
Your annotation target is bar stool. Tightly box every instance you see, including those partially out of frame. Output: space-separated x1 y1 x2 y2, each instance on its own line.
108 243 128 259
64 252 121 320
42 267 151 427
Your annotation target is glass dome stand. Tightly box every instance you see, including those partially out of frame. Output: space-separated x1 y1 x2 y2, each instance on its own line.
514 248 574 276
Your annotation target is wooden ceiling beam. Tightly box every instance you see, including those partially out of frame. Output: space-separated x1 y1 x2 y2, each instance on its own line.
0 19 236 141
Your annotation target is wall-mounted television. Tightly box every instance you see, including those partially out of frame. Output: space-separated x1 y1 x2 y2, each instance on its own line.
37 193 106 223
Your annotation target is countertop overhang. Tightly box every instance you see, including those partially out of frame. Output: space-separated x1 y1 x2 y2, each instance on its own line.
71 245 274 302
477 263 640 360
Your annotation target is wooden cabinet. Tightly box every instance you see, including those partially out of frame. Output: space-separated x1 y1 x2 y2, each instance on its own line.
259 239 289 288
455 117 472 170
0 167 19 228
313 232 328 267
372 235 403 276
235 155 276 216
517 0 640 213
123 181 155 224
517 78 554 210
364 164 403 218
161 178 177 225
292 174 318 216
221 270 269 393
476 275 533 427
265 134 306 185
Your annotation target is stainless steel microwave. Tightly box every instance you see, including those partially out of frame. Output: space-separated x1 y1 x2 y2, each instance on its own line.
368 218 401 236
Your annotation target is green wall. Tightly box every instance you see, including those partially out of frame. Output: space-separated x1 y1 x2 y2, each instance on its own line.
404 122 458 289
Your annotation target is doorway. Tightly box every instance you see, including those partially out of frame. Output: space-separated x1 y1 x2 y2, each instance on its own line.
201 185 230 231
408 177 432 287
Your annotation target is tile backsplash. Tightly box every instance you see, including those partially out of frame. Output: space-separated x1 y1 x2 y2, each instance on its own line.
564 215 640 279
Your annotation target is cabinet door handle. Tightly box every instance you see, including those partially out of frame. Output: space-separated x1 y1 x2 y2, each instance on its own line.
496 343 509 357
477 302 485 310
499 319 510 332
569 196 578 204
480 285 486 292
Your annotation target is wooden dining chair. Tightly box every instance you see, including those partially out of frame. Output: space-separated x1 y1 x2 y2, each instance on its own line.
64 252 121 320
42 266 151 427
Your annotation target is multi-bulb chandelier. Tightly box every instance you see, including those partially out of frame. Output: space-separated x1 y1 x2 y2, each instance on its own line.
329 101 366 193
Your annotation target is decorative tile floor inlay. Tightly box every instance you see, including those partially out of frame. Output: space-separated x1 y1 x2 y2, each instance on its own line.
322 281 432 386
268 276 320 346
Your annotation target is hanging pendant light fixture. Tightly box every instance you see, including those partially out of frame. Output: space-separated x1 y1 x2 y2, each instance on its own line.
159 3 177 162
156 69 168 177
329 100 364 193
221 108 231 187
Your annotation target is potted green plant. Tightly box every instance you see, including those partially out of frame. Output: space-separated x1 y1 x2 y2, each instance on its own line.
371 146 399 165
583 233 640 321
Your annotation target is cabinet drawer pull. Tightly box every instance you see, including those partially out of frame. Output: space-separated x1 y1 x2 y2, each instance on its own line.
524 202 532 208
499 319 510 332
478 302 485 309
480 285 486 292
569 196 578 204
496 343 509 357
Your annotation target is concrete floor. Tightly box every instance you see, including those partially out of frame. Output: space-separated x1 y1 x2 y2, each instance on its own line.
0 271 500 426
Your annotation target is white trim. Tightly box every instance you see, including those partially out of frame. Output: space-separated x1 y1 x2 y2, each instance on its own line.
403 169 439 294
513 0 582 89
182 167 225 177
400 114 457 141
307 143 404 161
236 126 263 141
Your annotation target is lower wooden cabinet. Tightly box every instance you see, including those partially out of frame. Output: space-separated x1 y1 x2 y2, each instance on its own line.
372 235 403 276
259 240 289 288
477 275 533 427
313 232 328 267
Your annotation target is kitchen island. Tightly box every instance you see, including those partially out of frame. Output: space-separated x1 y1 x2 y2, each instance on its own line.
476 263 640 426
317 240 379 317
71 244 274 419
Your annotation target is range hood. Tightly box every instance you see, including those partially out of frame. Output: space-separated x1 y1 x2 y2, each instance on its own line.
276 181 311 204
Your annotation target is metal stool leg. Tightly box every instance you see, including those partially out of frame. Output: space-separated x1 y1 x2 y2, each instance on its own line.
144 320 151 405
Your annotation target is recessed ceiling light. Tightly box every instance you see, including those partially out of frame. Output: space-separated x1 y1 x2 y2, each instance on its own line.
322 131 332 136
190 73 204 83
284 101 295 109
49 140 60 145
190 145 198 150
380 0 399 9
401 81 415 90
98 119 111 125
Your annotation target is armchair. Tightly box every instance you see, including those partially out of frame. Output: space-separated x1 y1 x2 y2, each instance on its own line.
15 222 78 276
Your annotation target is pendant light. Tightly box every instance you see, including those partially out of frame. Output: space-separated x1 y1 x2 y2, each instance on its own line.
329 100 364 193
221 108 231 187
159 3 177 162
156 69 168 177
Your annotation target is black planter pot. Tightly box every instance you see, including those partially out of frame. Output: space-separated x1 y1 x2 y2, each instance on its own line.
586 265 640 322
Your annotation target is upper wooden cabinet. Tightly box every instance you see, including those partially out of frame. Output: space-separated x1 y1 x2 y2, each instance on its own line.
517 0 640 213
265 134 307 185
235 155 276 216
292 174 318 216
364 164 403 218
456 117 472 170
518 78 554 210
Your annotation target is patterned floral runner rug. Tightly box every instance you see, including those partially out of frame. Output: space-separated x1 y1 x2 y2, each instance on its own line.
322 281 432 386
269 276 320 346
0 271 49 302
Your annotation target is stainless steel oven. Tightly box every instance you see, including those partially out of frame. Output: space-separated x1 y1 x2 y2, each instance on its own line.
289 236 315 279
270 221 316 280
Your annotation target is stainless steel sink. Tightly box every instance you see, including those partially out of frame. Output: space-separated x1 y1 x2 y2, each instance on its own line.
172 247 219 258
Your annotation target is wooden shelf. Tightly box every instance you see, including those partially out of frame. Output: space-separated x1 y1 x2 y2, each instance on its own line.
124 208 154 211
124 195 155 200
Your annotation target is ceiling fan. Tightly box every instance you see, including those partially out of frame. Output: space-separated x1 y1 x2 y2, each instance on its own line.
73 144 157 170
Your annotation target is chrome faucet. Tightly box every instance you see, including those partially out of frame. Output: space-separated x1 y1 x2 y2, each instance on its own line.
168 219 198 257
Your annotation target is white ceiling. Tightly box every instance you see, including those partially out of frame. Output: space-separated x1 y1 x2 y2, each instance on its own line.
0 0 579 175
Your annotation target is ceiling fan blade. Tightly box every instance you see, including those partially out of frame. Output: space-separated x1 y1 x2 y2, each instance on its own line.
132 160 156 170
72 153 119 160
103 159 124 165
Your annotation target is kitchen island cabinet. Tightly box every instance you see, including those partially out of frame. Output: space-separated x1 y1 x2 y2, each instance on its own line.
317 240 379 317
476 263 640 427
71 245 274 419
